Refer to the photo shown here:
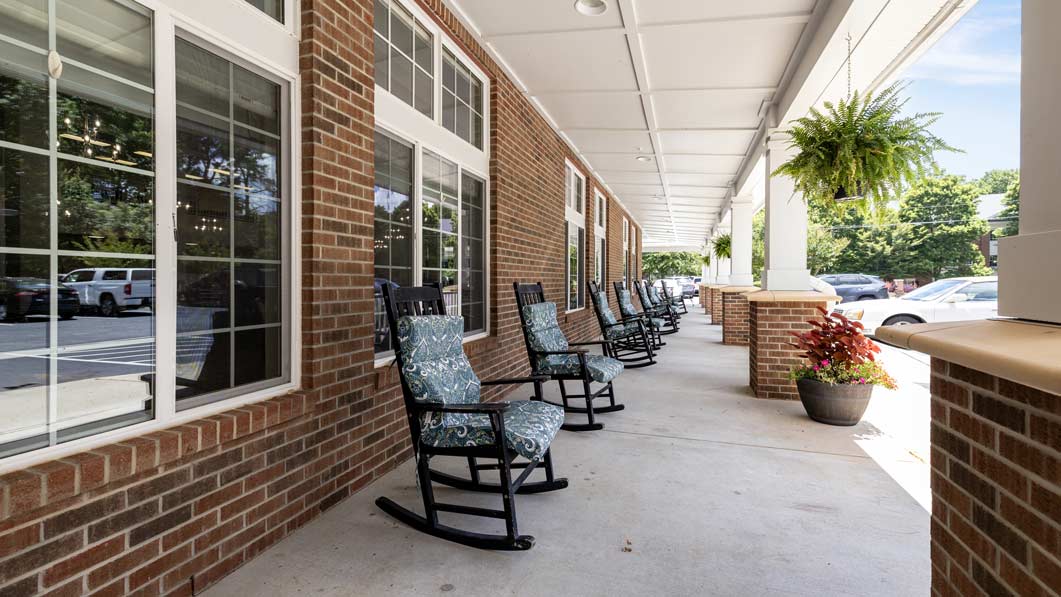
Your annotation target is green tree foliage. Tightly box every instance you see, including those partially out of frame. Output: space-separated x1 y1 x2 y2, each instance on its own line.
895 175 991 279
997 181 1020 237
752 211 765 284
977 168 1019 194
807 220 850 275
641 251 701 278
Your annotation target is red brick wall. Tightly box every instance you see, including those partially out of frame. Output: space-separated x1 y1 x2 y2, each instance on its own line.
0 0 644 594
748 300 829 400
929 359 1060 597
709 287 723 325
721 291 750 345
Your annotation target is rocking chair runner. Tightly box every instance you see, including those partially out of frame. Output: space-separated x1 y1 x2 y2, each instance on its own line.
513 282 625 432
377 283 568 551
634 280 680 334
659 281 689 315
587 280 656 368
613 281 666 349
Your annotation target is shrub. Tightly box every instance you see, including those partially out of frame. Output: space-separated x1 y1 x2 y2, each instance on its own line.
788 307 896 389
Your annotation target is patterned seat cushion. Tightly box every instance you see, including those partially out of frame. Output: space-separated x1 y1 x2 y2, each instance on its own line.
537 353 624 383
420 400 564 461
604 321 642 340
397 315 560 460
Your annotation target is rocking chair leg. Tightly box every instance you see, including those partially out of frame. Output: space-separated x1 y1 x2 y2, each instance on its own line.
558 380 569 409
582 378 597 427
496 452 519 541
467 456 480 484
417 453 438 527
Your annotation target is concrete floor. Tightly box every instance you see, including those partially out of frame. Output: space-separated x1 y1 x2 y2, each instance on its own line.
208 308 930 597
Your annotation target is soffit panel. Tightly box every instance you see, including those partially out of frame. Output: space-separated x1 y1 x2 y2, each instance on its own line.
652 90 769 129
633 0 816 25
460 0 625 35
541 92 647 130
664 154 744 173
489 29 637 91
563 130 654 155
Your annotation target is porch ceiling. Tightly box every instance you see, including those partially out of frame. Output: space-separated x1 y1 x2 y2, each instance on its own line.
449 0 818 250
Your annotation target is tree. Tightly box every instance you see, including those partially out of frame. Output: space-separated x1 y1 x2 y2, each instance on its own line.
807 222 850 275
977 168 1019 195
997 181 1020 237
641 251 700 278
752 211 765 284
896 175 991 279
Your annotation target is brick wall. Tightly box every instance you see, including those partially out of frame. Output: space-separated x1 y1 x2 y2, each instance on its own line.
929 359 1060 597
748 300 828 400
709 287 723 325
721 291 750 345
0 0 644 594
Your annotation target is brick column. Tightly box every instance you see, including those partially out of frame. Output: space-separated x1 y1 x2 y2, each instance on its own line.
721 286 757 345
928 360 1060 596
745 291 837 400
708 285 725 325
700 284 710 314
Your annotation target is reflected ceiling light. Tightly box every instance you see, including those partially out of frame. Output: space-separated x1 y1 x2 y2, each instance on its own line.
636 156 651 162
574 0 608 16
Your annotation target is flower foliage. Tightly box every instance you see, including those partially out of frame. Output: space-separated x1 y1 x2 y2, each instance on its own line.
771 81 958 208
788 307 897 389
712 234 732 260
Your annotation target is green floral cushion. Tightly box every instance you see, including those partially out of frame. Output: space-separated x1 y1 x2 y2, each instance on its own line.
537 354 624 383
420 400 564 461
521 302 570 370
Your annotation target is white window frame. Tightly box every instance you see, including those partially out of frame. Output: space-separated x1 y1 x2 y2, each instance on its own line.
594 189 606 286
373 0 490 367
564 160 586 312
0 0 302 473
622 216 630 286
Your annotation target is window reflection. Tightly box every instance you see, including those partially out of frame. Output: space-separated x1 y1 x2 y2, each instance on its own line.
57 159 154 253
0 148 49 250
373 130 414 354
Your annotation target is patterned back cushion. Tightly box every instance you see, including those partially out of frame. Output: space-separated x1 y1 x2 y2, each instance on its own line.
636 283 653 309
617 289 638 318
521 302 569 369
396 315 480 407
594 291 618 325
648 285 663 305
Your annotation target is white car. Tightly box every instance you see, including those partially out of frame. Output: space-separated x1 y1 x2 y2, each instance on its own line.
832 276 998 336
61 268 155 317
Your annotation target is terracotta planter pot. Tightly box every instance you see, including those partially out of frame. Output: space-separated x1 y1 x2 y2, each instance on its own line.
796 378 874 426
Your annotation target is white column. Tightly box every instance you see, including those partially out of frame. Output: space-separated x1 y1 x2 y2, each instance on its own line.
716 254 731 285
707 246 719 284
762 131 810 290
729 195 755 286
998 0 1061 324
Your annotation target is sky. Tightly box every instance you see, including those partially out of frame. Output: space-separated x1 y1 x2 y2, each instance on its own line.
901 0 1021 180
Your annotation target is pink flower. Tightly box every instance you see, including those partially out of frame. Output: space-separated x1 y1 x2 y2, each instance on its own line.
821 359 830 367
859 378 866 384
812 365 820 372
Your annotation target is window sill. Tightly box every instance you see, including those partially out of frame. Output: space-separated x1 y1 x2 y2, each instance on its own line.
565 307 586 314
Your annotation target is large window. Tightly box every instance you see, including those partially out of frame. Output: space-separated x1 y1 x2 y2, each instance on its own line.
460 172 485 334
565 162 586 311
0 0 294 463
442 49 484 149
374 0 433 119
594 190 606 285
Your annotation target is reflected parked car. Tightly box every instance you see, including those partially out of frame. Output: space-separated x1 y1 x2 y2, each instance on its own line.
62 268 154 317
832 276 998 336
0 277 80 321
818 273 889 303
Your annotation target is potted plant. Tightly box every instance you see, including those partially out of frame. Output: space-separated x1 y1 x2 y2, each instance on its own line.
771 81 956 206
788 307 896 426
712 234 731 260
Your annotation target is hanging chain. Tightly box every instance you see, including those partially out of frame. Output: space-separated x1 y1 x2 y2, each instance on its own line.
846 33 853 99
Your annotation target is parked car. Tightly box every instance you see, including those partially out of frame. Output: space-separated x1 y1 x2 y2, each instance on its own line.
832 276 998 336
818 273 889 303
61 268 155 317
655 278 693 300
0 277 80 321
693 277 702 296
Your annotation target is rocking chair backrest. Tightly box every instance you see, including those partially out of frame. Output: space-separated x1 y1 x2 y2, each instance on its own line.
587 280 618 326
613 281 639 319
633 279 653 311
646 281 664 306
513 282 568 372
382 283 481 450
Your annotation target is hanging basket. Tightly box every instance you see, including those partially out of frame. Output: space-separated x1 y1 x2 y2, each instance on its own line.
833 183 865 202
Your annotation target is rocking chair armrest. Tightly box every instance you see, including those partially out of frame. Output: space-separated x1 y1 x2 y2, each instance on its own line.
536 348 589 355
600 321 629 329
480 375 550 387
416 402 513 415
569 340 608 347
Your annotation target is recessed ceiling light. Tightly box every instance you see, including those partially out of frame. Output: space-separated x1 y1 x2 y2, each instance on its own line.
636 156 651 162
574 0 608 16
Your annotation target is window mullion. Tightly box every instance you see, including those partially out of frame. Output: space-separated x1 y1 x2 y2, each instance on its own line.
413 143 423 286
153 8 178 421
46 0 58 447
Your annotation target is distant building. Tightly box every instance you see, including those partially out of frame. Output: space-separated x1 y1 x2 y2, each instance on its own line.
976 193 1009 268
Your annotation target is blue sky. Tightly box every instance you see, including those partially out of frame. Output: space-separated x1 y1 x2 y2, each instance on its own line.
902 0 1020 180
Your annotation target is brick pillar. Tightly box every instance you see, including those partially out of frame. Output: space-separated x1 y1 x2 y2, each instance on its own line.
709 285 724 325
700 285 710 314
746 292 835 400
928 360 1061 596
721 286 757 345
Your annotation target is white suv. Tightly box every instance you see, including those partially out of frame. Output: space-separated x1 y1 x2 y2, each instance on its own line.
61 268 155 317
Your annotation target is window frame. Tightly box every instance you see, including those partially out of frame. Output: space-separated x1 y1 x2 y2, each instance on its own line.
0 0 302 473
594 189 606 286
564 159 587 312
622 216 630 287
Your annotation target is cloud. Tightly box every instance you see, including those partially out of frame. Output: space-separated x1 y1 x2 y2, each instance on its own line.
905 3 1020 86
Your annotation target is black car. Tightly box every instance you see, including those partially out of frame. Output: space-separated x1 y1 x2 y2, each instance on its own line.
818 274 889 303
0 277 80 321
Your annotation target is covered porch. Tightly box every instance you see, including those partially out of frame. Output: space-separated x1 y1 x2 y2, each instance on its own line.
207 308 930 596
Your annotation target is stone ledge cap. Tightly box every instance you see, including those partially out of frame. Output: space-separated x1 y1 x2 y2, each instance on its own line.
720 285 760 293
744 290 840 302
875 319 1061 396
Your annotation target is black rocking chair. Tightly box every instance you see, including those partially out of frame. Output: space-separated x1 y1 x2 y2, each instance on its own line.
587 280 656 368
660 281 689 315
513 282 625 432
613 281 666 349
376 283 568 551
634 279 680 334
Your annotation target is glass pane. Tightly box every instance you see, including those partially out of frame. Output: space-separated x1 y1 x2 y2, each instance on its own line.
57 65 154 170
442 54 455 92
455 67 471 104
414 24 432 72
0 148 49 249
233 66 279 134
177 183 230 258
455 103 470 144
374 33 388 90
373 0 388 37
56 256 154 442
234 196 280 260
422 229 439 269
373 129 413 354
0 0 48 49
57 0 153 87
391 3 414 58
471 78 483 113
440 233 456 270
177 106 230 186
176 39 229 117
390 51 413 107
414 69 432 117
442 90 455 133
178 260 230 332
472 113 483 149
57 159 154 253
245 0 283 23
234 125 280 198
176 331 230 400
234 327 281 385
0 252 50 457
234 262 280 327
0 43 49 148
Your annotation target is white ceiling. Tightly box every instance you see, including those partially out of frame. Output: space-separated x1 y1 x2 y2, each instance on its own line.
449 0 818 249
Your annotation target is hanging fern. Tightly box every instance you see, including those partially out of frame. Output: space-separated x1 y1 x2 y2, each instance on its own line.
700 253 711 267
771 81 958 208
712 234 732 260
